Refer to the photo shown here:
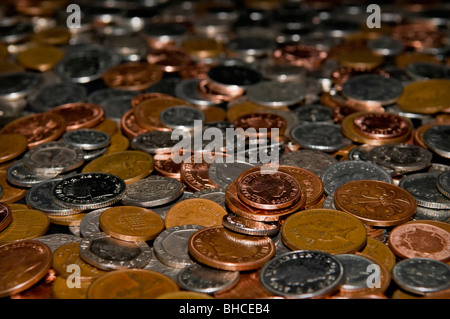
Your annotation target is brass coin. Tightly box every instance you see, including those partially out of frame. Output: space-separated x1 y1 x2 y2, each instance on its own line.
0 134 28 164
105 132 130 155
281 208 367 254
99 206 165 242
16 45 64 72
82 150 154 185
0 170 26 204
0 209 49 244
48 212 87 226
52 276 89 299
31 26 71 46
361 237 396 271
92 118 119 136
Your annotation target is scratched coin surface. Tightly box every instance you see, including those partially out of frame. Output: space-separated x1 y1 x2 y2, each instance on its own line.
165 198 227 228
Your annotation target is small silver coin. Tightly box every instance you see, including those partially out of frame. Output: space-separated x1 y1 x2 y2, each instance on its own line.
290 123 352 153
260 250 345 299
121 175 185 208
0 71 42 101
159 105 205 131
423 125 450 159
175 78 220 107
320 161 393 195
279 149 337 176
62 129 111 151
367 35 404 56
177 263 240 294
80 208 110 238
392 258 450 295
246 80 305 107
191 188 226 209
208 161 255 189
6 160 58 188
130 131 179 154
87 88 138 121
28 82 88 113
405 62 450 81
222 213 280 236
150 191 194 220
83 146 109 162
294 104 333 123
437 171 450 199
153 224 204 269
34 233 82 253
79 233 152 271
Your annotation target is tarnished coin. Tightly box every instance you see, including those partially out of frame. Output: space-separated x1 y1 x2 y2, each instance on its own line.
208 161 255 189
34 233 82 253
320 161 393 195
0 209 49 243
165 198 227 228
399 172 450 209
122 176 184 208
177 263 240 294
259 250 345 299
79 233 152 271
28 82 87 113
22 141 84 175
159 105 205 131
153 224 204 268
392 258 450 295
246 80 305 107
423 125 450 159
290 123 352 153
62 129 110 151
279 149 338 176
437 171 450 199
130 131 179 154
52 173 126 210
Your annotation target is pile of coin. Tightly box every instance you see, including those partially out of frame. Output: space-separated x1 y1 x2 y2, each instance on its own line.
1 0 450 301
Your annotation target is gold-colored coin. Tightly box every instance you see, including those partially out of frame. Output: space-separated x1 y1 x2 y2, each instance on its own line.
99 206 165 242
105 132 130 155
395 52 441 68
82 150 154 185
281 208 367 254
0 134 28 164
92 118 118 136
87 269 179 299
226 101 268 122
53 242 107 281
0 209 49 243
397 79 450 114
165 198 227 229
16 45 64 72
0 171 26 204
48 212 87 226
338 50 384 70
0 60 24 74
32 26 71 46
361 237 396 271
181 37 223 60
8 203 29 211
156 291 215 299
202 105 226 122
51 276 89 299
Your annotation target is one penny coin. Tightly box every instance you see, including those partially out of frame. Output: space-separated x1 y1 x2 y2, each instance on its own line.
233 112 287 138
0 209 49 244
48 102 105 131
0 134 28 164
120 109 151 139
180 153 221 191
102 62 163 91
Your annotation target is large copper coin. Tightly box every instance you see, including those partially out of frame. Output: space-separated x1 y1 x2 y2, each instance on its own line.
226 180 306 222
334 180 416 227
0 202 12 232
180 153 221 191
87 269 179 299
352 112 412 140
102 62 163 91
165 198 227 228
120 109 150 139
0 209 49 243
388 222 450 262
0 240 52 298
233 112 287 138
48 102 105 131
188 225 276 271
0 134 28 163
236 166 302 210
0 112 66 148
281 209 367 254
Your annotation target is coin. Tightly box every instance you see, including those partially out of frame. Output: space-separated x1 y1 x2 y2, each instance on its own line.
99 206 164 242
48 102 105 131
79 208 109 238
159 105 206 131
361 237 396 271
153 153 183 180
437 171 450 200
52 173 126 210
281 208 367 254
28 82 88 113
423 125 450 158
62 129 111 151
153 224 204 268
0 71 42 101
146 47 191 73
34 233 81 253
165 198 227 228
279 149 338 176
16 45 64 72
180 153 221 191
48 212 87 226
6 160 57 188
334 180 416 226
102 62 163 91
82 150 154 185
191 188 226 208
0 240 52 298
0 208 50 243
188 225 276 271
260 250 345 299
0 170 26 203
246 81 305 107
233 112 287 138
0 134 28 164
105 132 129 155
51 276 89 299
88 88 138 121
208 161 255 190
392 258 450 295
86 269 179 299
0 202 12 232
222 213 280 237
388 222 450 261
397 79 450 114
79 233 153 270
120 109 150 139
130 131 179 154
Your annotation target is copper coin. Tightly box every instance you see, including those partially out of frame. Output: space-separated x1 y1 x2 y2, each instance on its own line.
0 202 12 232
213 270 275 299
352 112 412 140
180 153 221 191
188 225 276 271
153 153 182 179
0 134 28 164
273 44 327 71
146 47 191 73
130 92 174 108
48 102 105 131
0 240 52 298
120 109 151 139
102 62 163 91
225 180 306 222
233 112 287 138
334 180 416 227
236 166 302 210
11 269 56 300
0 170 26 204
388 222 450 262
0 112 66 148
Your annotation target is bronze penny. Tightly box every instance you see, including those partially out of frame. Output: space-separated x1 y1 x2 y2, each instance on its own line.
361 237 396 271
236 166 302 210
0 202 12 232
0 209 50 243
102 62 163 91
0 240 52 298
180 153 221 191
213 270 275 299
352 112 412 140
146 47 191 73
0 170 26 204
48 102 105 131
154 153 182 180
120 109 151 139
0 112 66 148
233 112 287 138
130 92 174 108
388 222 450 262
188 225 276 271
334 180 416 227
0 134 28 164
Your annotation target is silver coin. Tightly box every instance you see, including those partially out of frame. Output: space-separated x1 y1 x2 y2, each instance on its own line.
22 141 85 176
226 36 277 59
150 191 194 220
322 192 336 210
177 263 240 294
146 77 181 96
290 123 352 153
348 144 376 161
143 248 183 282
423 125 450 159
80 208 110 238
367 35 404 56
83 146 109 162
406 62 450 81
79 233 152 271
175 78 220 107
130 131 179 154
437 171 450 199
368 143 433 174
69 225 81 237
159 105 205 131
259 250 345 299
0 18 33 44
121 175 185 208
34 233 82 253
62 129 111 151
294 104 333 123
191 188 226 209
279 149 337 176
399 172 450 209
414 206 450 222
26 178 78 216
52 173 127 210
103 34 148 62
246 80 305 107
335 254 382 293
320 161 393 195
0 71 42 101
341 74 403 105
208 161 255 189
222 213 280 237
153 224 204 269
6 160 57 188
28 82 88 113
87 88 138 121
207 64 262 90
259 61 307 83
392 258 450 295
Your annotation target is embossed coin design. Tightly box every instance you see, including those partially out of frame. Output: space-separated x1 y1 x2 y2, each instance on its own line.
48 102 105 131
165 198 227 228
